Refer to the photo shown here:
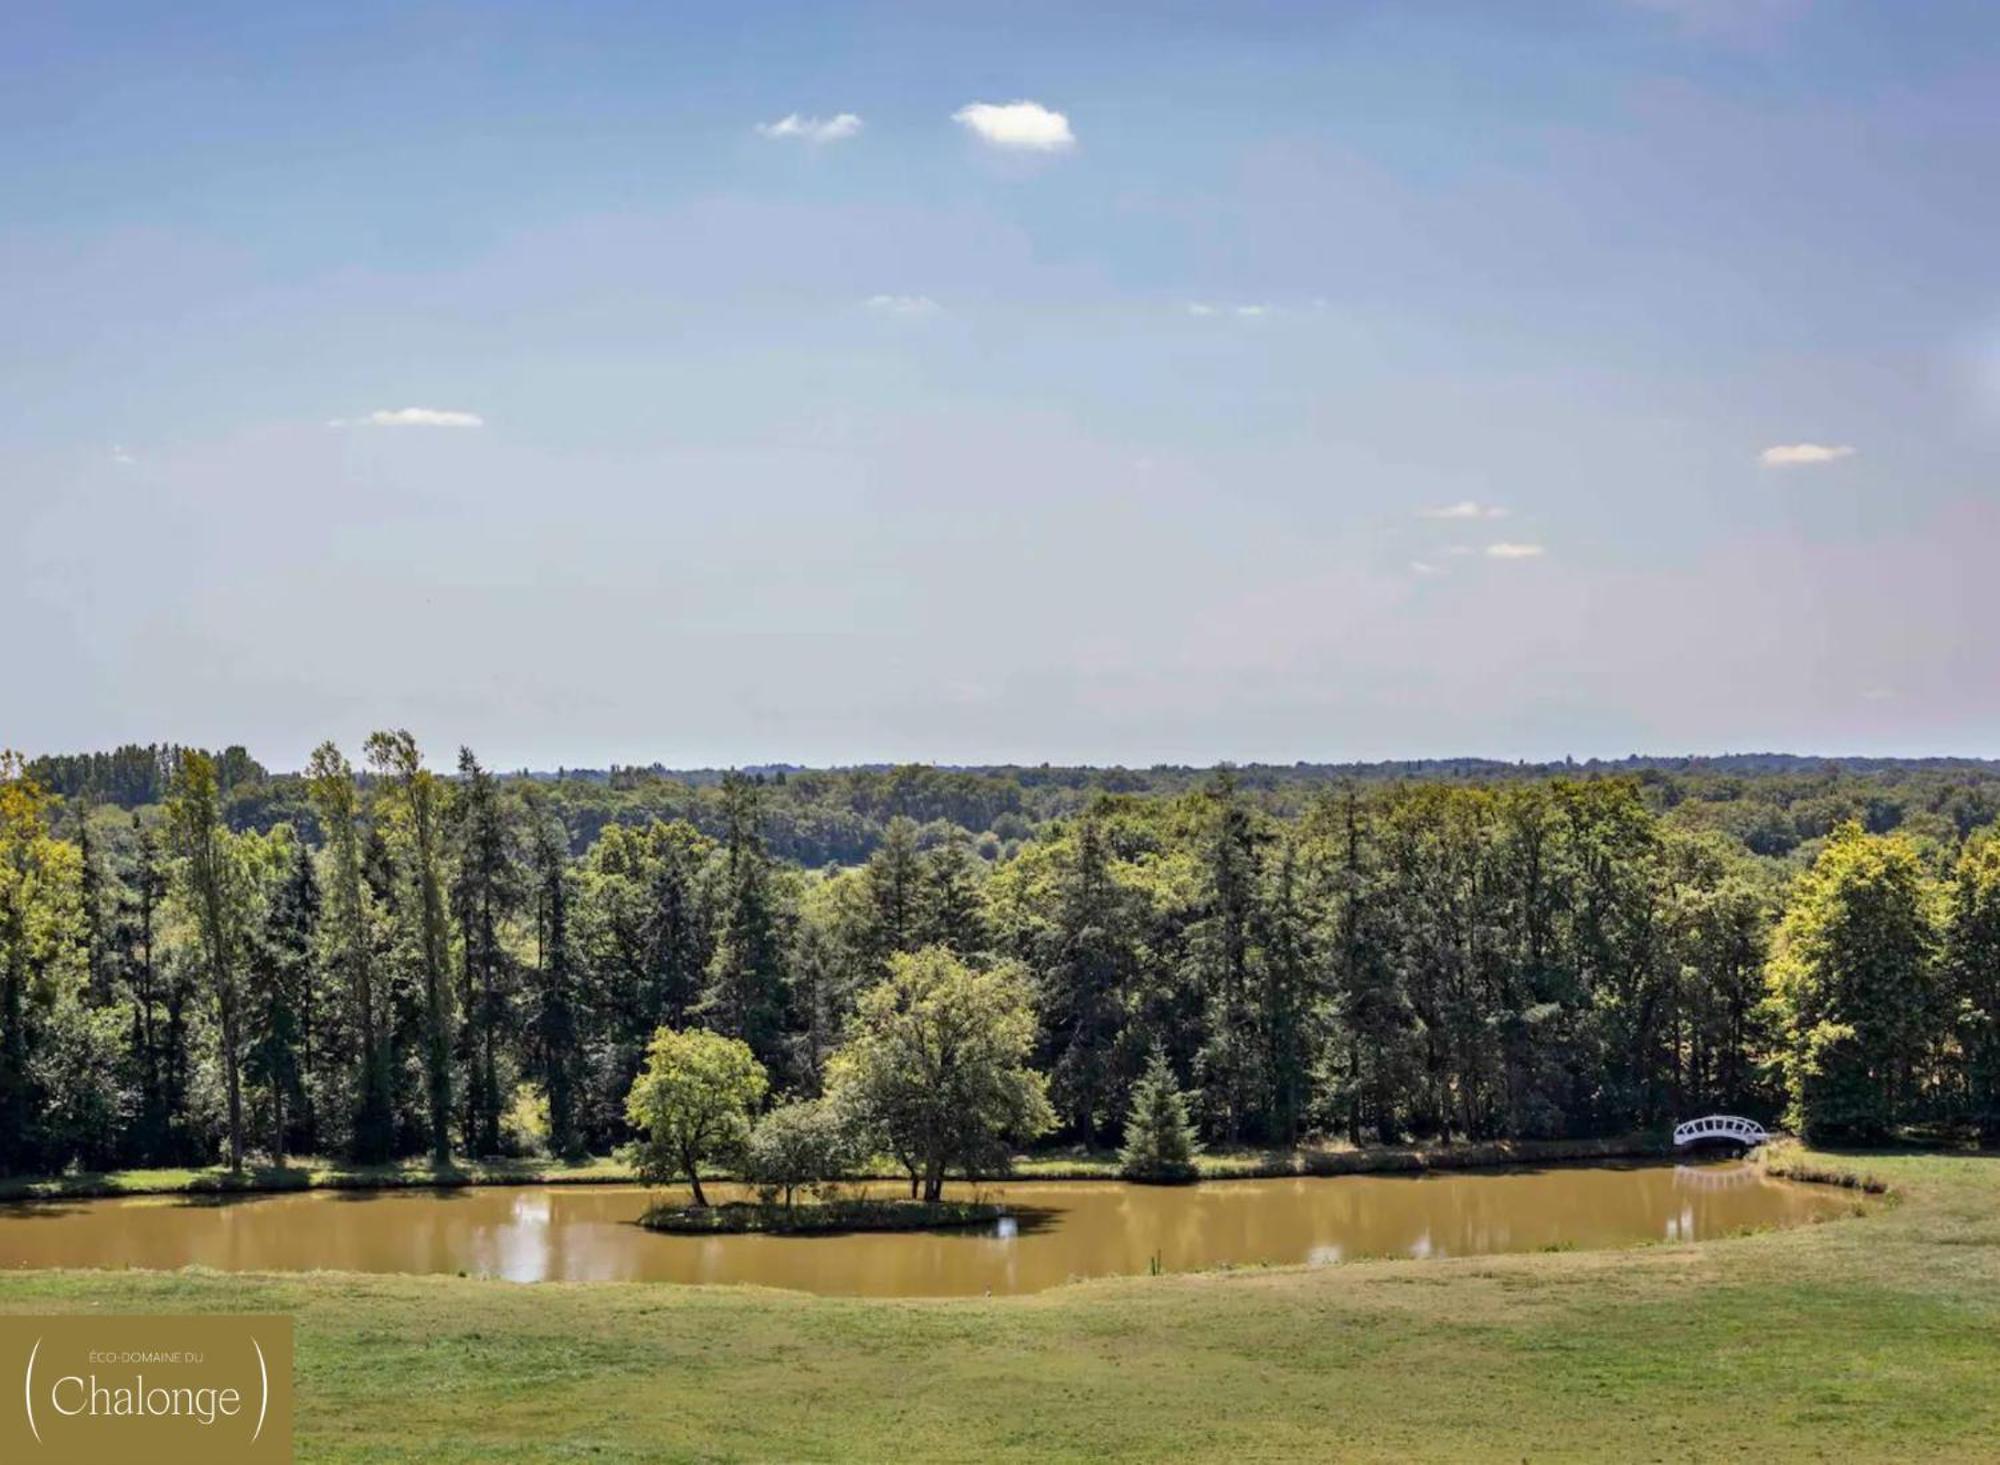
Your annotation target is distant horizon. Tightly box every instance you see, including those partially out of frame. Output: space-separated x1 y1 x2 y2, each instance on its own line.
22 742 2000 780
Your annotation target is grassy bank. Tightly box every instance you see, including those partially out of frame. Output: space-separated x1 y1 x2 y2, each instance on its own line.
0 1132 1665 1202
3 1145 1996 1460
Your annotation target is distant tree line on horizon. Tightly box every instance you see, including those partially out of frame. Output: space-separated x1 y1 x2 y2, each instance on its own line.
25 741 2000 868
3 737 1998 1182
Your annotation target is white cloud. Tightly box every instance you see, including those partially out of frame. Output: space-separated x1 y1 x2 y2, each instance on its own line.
336 407 486 428
1184 302 1271 319
109 445 137 467
952 100 1075 152
1410 560 1444 576
864 294 940 316
1759 442 1855 467
1486 542 1546 559
1420 500 1508 520
755 112 863 144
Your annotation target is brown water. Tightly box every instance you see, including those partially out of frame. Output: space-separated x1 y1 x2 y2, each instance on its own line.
0 1162 1856 1297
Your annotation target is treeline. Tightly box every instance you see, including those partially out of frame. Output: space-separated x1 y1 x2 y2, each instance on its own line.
3 740 1997 1180
30 743 2000 868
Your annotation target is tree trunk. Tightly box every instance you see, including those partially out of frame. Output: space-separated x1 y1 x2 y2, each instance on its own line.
687 1155 708 1208
221 1001 244 1173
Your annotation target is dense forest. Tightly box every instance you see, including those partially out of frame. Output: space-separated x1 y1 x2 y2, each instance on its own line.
3 739 1998 1180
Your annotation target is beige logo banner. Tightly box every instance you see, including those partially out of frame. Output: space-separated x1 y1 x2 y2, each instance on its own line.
0 1314 292 1463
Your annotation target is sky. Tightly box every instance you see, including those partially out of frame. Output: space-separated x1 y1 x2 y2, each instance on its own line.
5 0 1999 771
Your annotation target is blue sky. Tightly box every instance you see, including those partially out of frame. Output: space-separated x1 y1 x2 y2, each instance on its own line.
6 0 1998 769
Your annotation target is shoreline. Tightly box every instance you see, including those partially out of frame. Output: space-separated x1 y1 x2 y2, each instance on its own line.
0 1133 1679 1205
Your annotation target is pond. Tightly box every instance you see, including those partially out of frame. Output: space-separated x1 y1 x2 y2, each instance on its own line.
0 1161 1858 1297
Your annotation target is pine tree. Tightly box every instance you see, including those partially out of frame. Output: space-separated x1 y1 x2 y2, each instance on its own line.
1191 771 1263 1143
1045 813 1126 1146
452 748 520 1157
698 775 790 1074
917 834 988 956
1119 1044 1202 1183
529 805 580 1158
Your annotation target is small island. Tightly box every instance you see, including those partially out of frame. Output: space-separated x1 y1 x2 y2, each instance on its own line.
638 1197 1006 1235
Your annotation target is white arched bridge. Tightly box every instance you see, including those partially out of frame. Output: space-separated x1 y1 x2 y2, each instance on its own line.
1672 1114 1770 1148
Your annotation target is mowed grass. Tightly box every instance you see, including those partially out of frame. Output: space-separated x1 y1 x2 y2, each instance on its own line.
3 1145 1997 1462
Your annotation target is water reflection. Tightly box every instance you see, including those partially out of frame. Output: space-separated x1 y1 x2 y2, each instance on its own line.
0 1161 1859 1298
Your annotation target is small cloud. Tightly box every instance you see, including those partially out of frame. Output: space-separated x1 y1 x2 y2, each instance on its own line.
1443 545 1476 558
1420 500 1507 520
337 407 485 428
1862 687 1899 703
1486 543 1545 559
864 294 940 316
1410 560 1444 576
755 112 863 144
1184 302 1271 319
1759 442 1855 467
109 445 137 467
952 100 1076 152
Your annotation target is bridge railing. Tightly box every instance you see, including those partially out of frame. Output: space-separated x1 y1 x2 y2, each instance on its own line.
1671 1115 1770 1146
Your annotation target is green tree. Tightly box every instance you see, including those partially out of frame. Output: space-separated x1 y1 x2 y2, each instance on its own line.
917 834 988 956
1118 1043 1202 1182
1946 831 2000 1142
164 750 259 1172
307 742 394 1163
529 801 581 1158
745 1097 850 1208
247 832 316 1164
1190 772 1264 1142
1260 834 1315 1147
116 813 184 1164
452 748 520 1157
365 730 455 1166
1042 813 1129 1145
623 1025 768 1206
0 756 93 1174
855 816 924 969
829 947 1053 1201
1767 824 1939 1142
699 775 791 1073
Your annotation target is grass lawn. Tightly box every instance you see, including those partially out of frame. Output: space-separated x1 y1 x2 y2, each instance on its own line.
2 1144 1996 1461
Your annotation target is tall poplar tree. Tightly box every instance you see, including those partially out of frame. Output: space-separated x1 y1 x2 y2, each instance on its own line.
307 742 395 1162
365 730 455 1166
452 748 518 1157
164 751 254 1172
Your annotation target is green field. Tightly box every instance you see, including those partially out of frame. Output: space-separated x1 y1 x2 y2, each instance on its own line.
3 1144 1996 1462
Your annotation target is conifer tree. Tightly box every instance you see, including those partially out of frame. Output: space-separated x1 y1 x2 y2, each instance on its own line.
1119 1043 1202 1183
